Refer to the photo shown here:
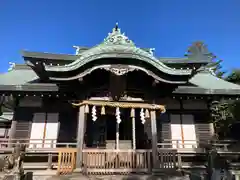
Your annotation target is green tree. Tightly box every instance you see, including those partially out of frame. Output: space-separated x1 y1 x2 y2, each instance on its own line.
207 58 226 78
210 69 240 139
226 69 240 124
209 62 240 139
226 69 240 84
210 100 235 139
211 59 226 78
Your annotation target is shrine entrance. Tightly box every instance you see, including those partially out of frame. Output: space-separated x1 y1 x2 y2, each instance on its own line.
84 107 147 149
71 100 166 174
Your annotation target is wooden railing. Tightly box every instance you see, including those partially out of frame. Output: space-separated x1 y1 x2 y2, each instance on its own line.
0 138 77 152
82 149 152 174
0 138 239 175
57 148 76 175
157 149 177 170
0 138 236 152
157 139 236 152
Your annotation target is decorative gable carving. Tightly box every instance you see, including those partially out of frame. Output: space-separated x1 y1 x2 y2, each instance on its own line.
103 23 135 47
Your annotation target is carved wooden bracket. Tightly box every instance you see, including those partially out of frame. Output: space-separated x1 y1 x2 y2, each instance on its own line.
103 66 135 76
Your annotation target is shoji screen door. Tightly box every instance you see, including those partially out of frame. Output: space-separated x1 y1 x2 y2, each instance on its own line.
170 114 197 148
29 113 59 148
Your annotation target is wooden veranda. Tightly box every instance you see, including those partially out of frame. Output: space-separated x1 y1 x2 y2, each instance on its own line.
0 138 237 175
57 148 178 175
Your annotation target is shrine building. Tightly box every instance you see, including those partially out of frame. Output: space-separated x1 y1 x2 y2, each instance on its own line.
0 24 240 176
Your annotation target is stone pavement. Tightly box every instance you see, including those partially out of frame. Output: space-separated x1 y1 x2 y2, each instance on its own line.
35 174 190 180
0 171 191 180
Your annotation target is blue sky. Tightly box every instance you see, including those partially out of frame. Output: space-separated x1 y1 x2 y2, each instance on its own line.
0 0 239 73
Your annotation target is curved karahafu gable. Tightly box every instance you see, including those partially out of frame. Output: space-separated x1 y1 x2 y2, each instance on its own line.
44 24 192 79
48 64 187 84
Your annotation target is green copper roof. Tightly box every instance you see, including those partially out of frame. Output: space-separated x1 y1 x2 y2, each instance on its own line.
22 51 210 65
174 86 240 95
22 50 77 61
0 65 38 85
44 45 191 75
0 23 237 96
44 25 192 76
190 71 240 90
0 112 13 122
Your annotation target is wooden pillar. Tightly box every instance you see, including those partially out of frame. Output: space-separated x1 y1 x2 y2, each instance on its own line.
131 108 136 150
115 107 121 150
235 174 240 180
150 110 158 168
8 120 17 147
8 98 19 147
116 123 119 150
76 106 85 169
132 116 136 150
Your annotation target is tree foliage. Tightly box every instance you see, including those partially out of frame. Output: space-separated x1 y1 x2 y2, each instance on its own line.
209 58 240 139
226 70 240 128
206 57 226 78
210 100 235 139
211 60 225 78
226 69 240 85
209 66 240 139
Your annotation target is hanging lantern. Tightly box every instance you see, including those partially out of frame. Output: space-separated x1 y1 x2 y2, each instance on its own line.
130 108 135 118
85 104 89 113
101 106 105 115
116 107 121 124
92 105 97 121
140 108 145 124
145 109 150 118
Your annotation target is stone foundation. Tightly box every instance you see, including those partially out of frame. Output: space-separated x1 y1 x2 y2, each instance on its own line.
0 170 191 180
35 174 190 180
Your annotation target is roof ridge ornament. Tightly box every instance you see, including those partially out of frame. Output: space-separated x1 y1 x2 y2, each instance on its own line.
114 22 120 32
185 41 214 61
73 46 81 55
103 23 135 46
8 62 16 71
